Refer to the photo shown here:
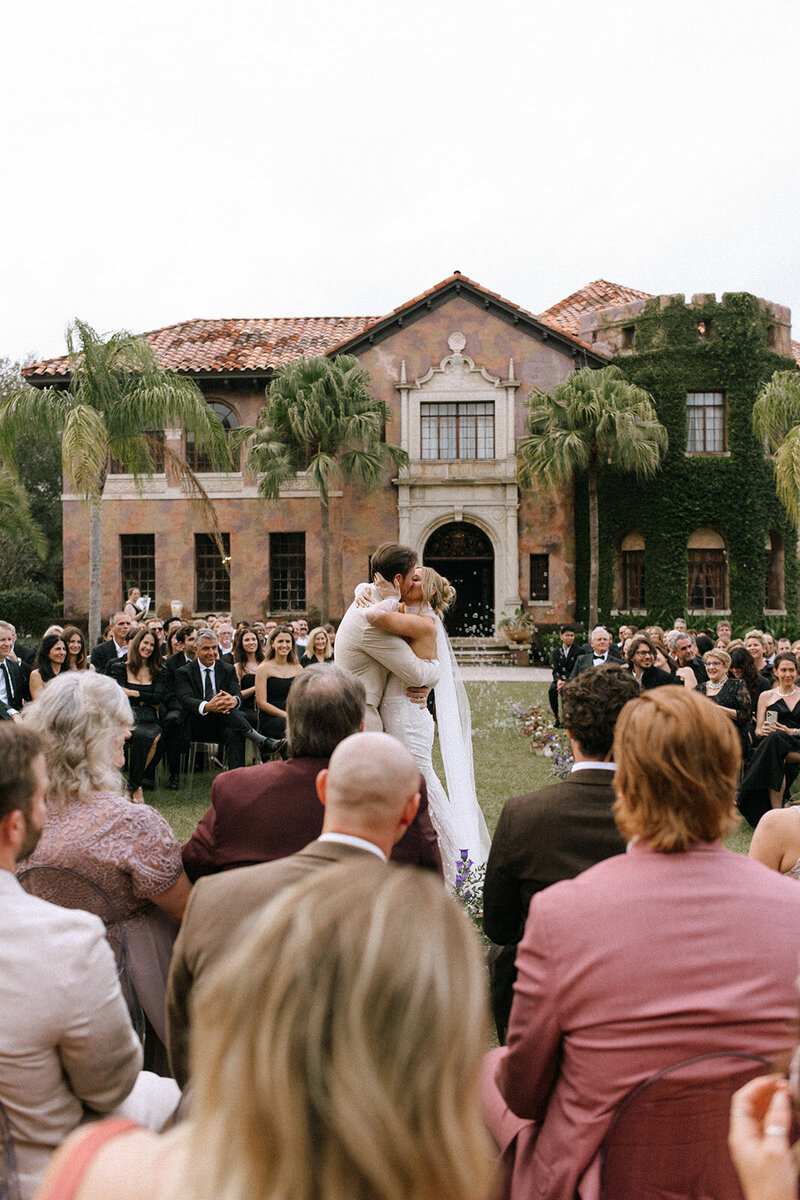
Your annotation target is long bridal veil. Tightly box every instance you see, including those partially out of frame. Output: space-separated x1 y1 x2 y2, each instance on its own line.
434 617 491 865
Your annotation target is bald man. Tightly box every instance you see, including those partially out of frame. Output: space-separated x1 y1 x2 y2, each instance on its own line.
166 732 423 1086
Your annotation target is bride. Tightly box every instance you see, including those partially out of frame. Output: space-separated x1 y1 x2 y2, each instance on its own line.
358 567 491 887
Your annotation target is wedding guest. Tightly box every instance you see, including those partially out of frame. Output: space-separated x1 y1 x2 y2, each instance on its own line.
29 634 68 699
62 625 91 672
231 626 264 718
90 611 132 672
299 625 334 667
108 627 165 802
38 866 492 1200
255 624 302 745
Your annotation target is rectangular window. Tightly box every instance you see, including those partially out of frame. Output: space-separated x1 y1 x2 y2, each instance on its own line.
195 533 231 611
270 533 306 612
109 432 164 475
687 548 726 609
420 402 494 460
120 535 156 609
686 392 726 453
529 554 549 601
621 550 645 609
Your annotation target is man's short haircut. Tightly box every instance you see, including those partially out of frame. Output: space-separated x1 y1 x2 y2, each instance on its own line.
285 665 365 759
559 624 575 634
371 543 416 584
561 664 639 759
177 623 195 643
110 611 126 626
590 625 610 641
0 725 42 821
0 621 14 634
196 629 218 646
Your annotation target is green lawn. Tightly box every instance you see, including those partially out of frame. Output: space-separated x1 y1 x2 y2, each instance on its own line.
148 679 753 854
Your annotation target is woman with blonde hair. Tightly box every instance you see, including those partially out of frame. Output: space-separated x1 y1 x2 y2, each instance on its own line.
299 625 334 666
358 565 490 885
36 863 493 1200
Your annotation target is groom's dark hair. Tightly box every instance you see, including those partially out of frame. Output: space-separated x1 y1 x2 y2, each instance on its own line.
371 543 416 584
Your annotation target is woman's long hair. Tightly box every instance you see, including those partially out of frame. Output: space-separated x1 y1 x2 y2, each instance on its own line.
126 625 163 677
34 634 67 683
22 672 133 809
265 624 299 664
189 864 492 1200
729 646 762 709
233 625 265 668
61 625 88 671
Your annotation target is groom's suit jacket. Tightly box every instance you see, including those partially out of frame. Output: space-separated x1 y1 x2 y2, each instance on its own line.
334 602 440 730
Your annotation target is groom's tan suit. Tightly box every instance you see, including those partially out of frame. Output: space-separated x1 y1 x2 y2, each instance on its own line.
334 603 440 730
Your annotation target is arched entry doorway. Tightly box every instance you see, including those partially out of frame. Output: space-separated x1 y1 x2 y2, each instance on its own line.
424 522 495 636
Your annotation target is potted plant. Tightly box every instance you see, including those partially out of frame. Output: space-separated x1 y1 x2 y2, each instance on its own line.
497 607 535 644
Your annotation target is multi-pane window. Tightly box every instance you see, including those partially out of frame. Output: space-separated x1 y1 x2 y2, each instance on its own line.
529 554 549 601
109 432 164 474
195 533 231 611
270 533 306 612
187 402 239 472
621 550 645 609
686 392 726 453
120 535 155 608
687 548 726 609
421 402 494 460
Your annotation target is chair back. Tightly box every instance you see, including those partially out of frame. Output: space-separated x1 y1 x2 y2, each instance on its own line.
0 1096 21 1200
17 865 145 1041
599 1052 770 1200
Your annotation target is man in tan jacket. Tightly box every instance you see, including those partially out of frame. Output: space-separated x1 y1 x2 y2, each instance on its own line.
334 542 440 730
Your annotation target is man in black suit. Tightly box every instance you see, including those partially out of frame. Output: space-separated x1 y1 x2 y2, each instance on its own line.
0 623 29 720
484 664 639 1042
89 611 132 673
548 624 578 727
176 629 278 769
670 632 708 684
567 626 623 679
627 634 683 689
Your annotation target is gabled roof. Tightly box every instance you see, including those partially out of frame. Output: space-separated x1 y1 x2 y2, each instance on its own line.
538 279 653 340
24 315 378 381
329 272 607 365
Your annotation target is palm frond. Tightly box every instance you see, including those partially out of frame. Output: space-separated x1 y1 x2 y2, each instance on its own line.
62 405 110 498
753 371 800 454
0 386 69 470
0 469 47 558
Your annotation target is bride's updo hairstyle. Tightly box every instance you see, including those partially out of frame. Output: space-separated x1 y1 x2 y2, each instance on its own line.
189 862 492 1200
419 567 456 620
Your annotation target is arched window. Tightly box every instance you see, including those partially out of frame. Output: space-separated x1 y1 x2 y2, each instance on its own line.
186 401 240 473
620 533 645 610
687 529 727 610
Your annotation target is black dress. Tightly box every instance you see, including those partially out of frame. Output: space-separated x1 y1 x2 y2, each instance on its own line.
108 661 165 791
258 673 295 740
736 696 800 828
696 677 753 758
237 669 259 731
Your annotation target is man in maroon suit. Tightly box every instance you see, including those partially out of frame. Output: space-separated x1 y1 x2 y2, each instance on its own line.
181 663 442 880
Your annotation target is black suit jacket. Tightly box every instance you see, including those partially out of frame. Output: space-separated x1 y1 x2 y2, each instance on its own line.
90 639 127 674
568 647 623 680
636 664 683 690
176 658 243 715
163 651 194 712
0 656 29 719
551 643 579 682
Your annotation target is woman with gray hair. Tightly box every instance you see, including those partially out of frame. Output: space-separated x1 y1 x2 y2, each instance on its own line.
20 671 191 1055
696 647 753 749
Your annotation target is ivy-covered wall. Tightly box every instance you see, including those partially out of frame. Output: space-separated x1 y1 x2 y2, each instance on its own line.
573 292 798 628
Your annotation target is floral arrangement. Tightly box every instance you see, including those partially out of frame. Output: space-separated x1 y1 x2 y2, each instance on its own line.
453 849 487 935
510 701 574 779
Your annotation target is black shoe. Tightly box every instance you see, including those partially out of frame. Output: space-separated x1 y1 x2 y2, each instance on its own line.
245 729 285 756
168 774 180 791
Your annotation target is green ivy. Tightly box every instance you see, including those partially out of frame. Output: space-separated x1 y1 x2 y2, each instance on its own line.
573 293 797 627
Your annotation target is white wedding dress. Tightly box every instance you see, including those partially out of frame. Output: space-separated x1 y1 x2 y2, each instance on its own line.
378 610 491 889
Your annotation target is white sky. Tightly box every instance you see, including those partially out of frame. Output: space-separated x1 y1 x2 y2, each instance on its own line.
2 0 798 364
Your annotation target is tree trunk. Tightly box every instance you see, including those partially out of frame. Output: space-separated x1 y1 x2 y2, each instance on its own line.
588 455 599 630
88 493 103 647
320 497 329 626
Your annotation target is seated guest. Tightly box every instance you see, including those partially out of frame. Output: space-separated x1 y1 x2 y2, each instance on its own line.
231 625 264 719
748 803 800 879
0 724 178 1200
716 619 732 647
0 620 35 674
626 633 682 689
90 611 132 672
62 625 92 672
145 618 165 648
696 647 754 757
29 633 68 699
299 625 334 667
108 627 165 801
729 1070 800 1200
21 672 192 1055
745 630 773 682
214 621 234 660
41 865 491 1200
0 620 29 720
160 624 197 790
176 628 277 769
484 687 800 1200
547 624 577 726
737 652 800 827
254 623 302 743
568 626 622 678
484 665 638 1042
181 664 442 882
669 630 708 685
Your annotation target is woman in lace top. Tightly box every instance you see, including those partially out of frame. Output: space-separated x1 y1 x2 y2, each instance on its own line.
21 671 191 1047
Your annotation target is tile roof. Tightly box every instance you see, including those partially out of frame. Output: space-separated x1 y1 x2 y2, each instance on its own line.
24 315 378 380
538 279 653 340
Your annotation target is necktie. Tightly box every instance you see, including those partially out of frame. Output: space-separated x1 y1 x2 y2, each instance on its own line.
204 668 214 701
1 661 11 704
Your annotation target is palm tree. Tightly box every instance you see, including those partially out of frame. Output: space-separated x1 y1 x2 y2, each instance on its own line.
518 365 667 627
0 320 228 644
0 469 47 559
753 370 800 523
241 355 408 624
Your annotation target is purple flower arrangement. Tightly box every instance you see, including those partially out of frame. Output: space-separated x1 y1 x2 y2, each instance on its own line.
510 702 573 780
453 848 486 933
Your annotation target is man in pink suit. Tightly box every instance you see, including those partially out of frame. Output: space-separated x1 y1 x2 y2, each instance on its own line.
485 687 800 1200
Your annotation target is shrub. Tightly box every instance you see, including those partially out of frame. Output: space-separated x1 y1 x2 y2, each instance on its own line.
0 588 59 636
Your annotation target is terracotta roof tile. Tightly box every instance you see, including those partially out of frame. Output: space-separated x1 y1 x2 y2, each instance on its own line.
538 279 653 339
24 315 378 380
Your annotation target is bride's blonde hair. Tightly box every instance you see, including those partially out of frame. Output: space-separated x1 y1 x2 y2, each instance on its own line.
419 567 456 620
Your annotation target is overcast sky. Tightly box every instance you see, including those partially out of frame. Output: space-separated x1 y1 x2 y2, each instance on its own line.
3 0 798 364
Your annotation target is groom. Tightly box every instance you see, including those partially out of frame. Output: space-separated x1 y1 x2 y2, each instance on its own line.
335 542 440 731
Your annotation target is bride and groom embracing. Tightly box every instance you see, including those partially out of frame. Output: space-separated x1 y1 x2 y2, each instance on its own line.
335 542 490 887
